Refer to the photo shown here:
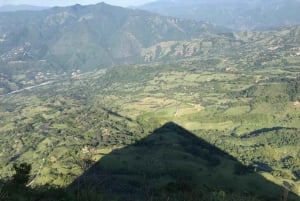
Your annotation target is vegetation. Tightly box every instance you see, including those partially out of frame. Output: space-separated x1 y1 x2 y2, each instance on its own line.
0 2 222 95
0 2 300 201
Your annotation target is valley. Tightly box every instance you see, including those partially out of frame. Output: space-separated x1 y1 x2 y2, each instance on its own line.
0 23 300 200
0 2 300 201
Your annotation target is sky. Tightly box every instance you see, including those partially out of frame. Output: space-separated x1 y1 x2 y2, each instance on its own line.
0 0 155 7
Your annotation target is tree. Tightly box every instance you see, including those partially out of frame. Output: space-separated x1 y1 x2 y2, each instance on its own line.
12 163 31 186
70 147 94 172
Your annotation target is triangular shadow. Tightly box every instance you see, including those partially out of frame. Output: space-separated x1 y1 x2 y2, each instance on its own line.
69 122 300 201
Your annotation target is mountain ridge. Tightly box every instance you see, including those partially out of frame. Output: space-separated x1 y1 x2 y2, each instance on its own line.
0 2 222 71
138 0 300 30
0 2 224 93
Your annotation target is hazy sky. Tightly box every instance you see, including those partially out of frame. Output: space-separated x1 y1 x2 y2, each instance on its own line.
0 0 155 7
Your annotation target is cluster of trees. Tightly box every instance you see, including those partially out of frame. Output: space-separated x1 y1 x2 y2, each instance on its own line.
286 80 300 101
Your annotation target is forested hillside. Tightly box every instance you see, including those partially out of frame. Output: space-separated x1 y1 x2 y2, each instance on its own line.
0 3 224 94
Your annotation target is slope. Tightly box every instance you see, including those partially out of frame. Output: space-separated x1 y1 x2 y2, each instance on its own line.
70 122 299 201
139 0 300 30
0 2 224 94
0 2 221 72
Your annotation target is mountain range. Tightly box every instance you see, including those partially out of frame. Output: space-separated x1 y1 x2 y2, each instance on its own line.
0 2 227 94
138 0 300 30
0 3 221 73
0 2 300 200
1 1 300 94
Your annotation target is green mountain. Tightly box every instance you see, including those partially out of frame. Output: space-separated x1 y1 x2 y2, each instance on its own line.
0 3 220 71
141 25 300 63
0 3 224 94
138 0 300 30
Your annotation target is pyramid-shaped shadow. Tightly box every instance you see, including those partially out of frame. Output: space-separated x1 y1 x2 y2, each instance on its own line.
69 122 299 201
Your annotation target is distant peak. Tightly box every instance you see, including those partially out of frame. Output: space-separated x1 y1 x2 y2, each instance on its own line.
70 4 83 9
